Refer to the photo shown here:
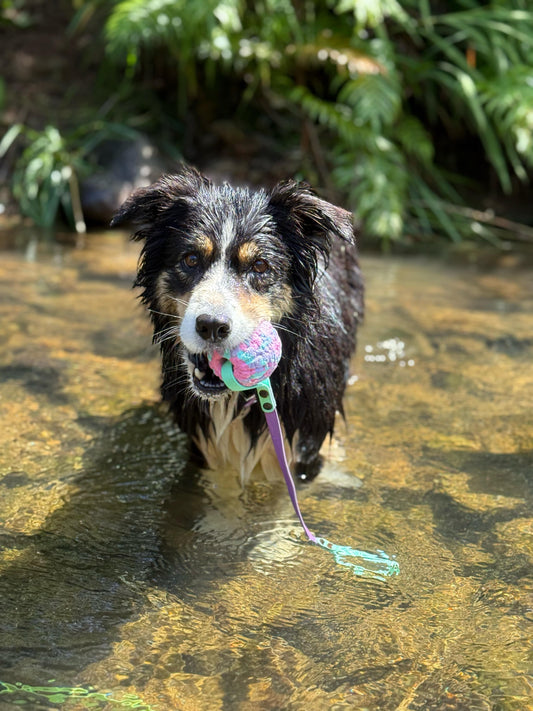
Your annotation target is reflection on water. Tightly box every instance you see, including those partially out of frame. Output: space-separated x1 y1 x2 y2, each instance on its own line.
0 230 532 710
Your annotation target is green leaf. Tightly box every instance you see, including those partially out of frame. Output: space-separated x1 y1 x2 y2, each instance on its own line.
0 123 24 157
338 73 401 131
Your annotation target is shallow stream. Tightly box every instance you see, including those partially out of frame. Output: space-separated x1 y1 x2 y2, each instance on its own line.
0 229 532 710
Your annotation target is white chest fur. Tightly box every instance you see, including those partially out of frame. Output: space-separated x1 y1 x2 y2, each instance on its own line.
192 394 295 484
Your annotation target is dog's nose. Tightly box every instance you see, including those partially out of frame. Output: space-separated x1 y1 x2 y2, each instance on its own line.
195 314 232 343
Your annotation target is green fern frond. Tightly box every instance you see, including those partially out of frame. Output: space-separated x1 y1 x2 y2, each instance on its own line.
330 0 408 30
408 179 464 243
479 65 533 171
288 86 357 142
393 116 434 165
105 0 241 64
333 140 408 242
428 7 533 67
338 73 402 131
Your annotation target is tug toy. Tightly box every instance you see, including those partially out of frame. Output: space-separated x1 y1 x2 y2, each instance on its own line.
209 321 282 389
209 321 399 580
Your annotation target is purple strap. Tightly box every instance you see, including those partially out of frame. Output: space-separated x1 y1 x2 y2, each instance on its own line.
264 410 318 543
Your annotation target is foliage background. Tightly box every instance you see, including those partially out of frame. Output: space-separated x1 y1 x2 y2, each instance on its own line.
2 0 533 245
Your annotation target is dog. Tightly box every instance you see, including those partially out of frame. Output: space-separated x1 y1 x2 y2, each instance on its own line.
112 167 364 484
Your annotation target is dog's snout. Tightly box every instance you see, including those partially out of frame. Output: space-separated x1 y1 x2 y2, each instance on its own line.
195 314 232 343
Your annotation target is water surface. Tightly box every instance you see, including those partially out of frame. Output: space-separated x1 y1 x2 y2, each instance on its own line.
0 230 532 710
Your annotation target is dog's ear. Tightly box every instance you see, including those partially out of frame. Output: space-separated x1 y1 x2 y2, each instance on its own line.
268 180 355 297
269 180 354 245
111 167 210 298
110 166 210 238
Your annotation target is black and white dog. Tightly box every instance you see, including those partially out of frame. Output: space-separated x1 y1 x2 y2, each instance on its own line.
113 167 364 483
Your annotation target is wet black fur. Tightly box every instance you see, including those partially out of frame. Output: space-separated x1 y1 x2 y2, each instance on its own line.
112 167 364 481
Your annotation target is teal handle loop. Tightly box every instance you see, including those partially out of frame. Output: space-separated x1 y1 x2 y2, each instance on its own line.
220 360 276 412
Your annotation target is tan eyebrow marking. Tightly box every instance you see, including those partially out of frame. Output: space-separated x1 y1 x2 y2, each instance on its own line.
194 234 214 258
237 241 260 264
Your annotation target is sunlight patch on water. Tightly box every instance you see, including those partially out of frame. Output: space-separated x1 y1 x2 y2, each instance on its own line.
363 336 415 367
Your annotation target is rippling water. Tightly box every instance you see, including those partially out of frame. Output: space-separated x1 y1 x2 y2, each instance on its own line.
0 229 532 710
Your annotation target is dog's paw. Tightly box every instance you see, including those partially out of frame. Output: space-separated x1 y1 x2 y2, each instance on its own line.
294 454 324 482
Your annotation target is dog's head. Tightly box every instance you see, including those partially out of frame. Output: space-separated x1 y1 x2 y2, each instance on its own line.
112 166 354 399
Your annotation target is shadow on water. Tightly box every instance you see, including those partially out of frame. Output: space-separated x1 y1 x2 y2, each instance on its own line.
1 398 343 696
0 363 70 404
0 404 191 687
424 448 533 585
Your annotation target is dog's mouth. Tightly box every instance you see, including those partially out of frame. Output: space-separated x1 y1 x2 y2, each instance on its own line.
188 351 228 397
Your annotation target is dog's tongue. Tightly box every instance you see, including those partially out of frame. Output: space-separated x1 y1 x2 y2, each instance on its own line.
209 321 282 387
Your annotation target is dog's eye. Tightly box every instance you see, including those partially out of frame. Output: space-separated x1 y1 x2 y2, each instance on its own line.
183 253 199 269
252 258 269 274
